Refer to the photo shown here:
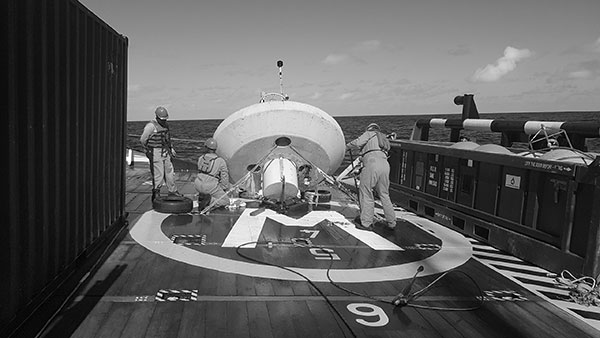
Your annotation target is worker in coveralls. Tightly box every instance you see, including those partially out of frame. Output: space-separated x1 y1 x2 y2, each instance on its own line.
140 106 181 201
194 138 231 211
346 123 396 231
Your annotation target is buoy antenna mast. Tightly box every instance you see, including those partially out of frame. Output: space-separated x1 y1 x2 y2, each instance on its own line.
277 60 285 97
260 60 289 102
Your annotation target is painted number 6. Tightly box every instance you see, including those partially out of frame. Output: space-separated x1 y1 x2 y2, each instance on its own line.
346 303 389 327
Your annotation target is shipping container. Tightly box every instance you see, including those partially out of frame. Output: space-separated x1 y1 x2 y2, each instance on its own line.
3 0 128 335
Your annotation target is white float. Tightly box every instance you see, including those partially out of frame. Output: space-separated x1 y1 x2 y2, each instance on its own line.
213 100 346 200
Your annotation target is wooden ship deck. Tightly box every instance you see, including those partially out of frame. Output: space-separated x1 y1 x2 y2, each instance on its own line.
34 157 600 338
7 2 600 337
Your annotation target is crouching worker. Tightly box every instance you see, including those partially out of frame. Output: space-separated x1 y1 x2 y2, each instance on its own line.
194 138 231 212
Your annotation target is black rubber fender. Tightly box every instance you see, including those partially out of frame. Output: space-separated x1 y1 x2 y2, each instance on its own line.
304 189 332 203
153 196 193 214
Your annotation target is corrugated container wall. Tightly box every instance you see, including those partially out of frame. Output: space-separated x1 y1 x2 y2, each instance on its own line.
2 0 128 333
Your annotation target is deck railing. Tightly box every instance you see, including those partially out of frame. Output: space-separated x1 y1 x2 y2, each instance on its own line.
388 137 600 278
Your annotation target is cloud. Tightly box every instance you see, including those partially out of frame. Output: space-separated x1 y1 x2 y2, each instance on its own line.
547 60 600 82
568 60 600 79
318 81 342 88
352 40 381 52
471 46 533 82
560 36 600 55
568 70 592 79
448 44 470 56
322 53 350 65
322 40 383 66
322 53 367 66
339 92 354 100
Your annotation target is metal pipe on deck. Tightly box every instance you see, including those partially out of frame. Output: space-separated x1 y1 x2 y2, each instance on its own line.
410 95 600 151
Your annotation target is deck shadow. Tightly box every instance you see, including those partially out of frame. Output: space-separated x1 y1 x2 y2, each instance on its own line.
42 264 127 337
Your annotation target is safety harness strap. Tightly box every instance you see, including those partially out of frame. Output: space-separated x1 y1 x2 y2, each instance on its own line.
198 155 216 175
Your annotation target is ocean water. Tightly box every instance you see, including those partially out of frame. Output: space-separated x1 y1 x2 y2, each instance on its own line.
127 111 600 166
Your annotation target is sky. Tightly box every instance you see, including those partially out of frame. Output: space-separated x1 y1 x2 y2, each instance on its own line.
80 0 600 121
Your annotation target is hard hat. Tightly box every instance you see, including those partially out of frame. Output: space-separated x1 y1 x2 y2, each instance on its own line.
155 106 169 119
366 123 380 131
205 138 218 150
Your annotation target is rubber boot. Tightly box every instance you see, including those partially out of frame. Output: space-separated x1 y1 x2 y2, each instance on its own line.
152 188 160 202
197 193 211 212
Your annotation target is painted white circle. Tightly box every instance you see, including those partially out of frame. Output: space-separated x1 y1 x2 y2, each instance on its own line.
130 209 472 282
